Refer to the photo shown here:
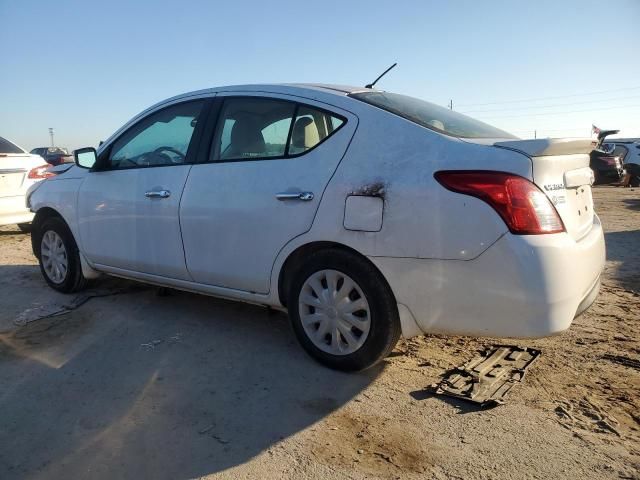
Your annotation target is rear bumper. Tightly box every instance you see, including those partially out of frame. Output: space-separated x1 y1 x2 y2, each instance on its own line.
0 195 34 226
370 215 606 338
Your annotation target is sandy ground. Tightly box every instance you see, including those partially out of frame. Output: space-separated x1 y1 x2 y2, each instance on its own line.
0 187 638 480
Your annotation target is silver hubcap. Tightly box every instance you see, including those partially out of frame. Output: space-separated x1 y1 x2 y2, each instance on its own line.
298 269 371 355
41 230 68 284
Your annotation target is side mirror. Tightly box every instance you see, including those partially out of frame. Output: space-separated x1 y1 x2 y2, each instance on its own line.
74 147 97 169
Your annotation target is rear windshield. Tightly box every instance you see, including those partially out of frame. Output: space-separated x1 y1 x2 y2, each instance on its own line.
48 147 69 155
350 91 517 139
0 136 25 154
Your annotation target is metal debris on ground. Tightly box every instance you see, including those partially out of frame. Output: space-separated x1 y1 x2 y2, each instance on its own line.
430 345 541 407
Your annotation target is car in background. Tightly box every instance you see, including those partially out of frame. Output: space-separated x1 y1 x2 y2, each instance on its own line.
1 136 56 230
590 130 625 185
30 147 73 166
27 84 605 371
604 138 640 187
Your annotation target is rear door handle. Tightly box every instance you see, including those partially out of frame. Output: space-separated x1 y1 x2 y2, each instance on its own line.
145 190 171 198
276 191 314 201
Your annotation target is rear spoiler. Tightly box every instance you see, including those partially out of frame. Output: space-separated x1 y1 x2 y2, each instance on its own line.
595 129 620 151
494 138 598 157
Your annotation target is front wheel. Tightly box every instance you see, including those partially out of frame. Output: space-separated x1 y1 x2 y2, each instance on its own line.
288 249 401 371
35 217 87 293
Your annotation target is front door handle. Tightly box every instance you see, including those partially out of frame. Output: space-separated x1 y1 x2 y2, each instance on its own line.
276 191 314 201
145 190 171 199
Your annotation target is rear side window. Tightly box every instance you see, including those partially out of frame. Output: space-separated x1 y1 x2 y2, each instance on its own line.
289 106 344 155
210 97 345 162
350 91 516 139
213 98 296 161
0 136 24 154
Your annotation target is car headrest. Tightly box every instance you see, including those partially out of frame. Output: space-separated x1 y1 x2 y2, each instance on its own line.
291 117 320 150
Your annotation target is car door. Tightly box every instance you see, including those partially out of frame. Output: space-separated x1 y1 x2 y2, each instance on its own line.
180 93 357 294
77 98 210 280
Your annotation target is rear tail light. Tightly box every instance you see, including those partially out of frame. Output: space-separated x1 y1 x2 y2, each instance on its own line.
28 164 56 179
434 171 565 235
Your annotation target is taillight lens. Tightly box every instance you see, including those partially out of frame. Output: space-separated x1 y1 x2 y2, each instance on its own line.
28 164 56 179
434 171 565 235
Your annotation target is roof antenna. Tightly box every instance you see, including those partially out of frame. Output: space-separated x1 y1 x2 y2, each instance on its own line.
365 63 397 89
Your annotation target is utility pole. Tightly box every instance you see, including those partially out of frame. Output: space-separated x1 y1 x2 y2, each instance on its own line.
448 99 453 110
48 128 55 147
534 130 537 139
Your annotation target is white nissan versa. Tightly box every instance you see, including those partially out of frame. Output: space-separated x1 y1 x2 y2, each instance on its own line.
0 136 55 229
26 84 605 370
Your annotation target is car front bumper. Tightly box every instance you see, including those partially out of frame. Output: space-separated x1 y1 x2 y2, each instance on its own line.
370 215 606 339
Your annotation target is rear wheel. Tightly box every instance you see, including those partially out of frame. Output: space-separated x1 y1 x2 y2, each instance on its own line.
35 217 87 293
288 249 400 371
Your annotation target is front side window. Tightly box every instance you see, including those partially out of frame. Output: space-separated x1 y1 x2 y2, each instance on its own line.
108 100 204 169
211 97 346 162
350 91 516 139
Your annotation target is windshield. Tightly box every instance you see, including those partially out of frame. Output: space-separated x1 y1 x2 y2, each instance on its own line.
351 91 517 139
0 136 25 154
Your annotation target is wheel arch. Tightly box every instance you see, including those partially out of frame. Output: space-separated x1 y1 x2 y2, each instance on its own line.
277 241 394 308
30 207 65 258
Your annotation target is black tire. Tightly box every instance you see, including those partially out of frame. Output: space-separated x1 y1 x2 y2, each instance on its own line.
287 249 401 371
17 223 31 233
34 216 87 293
630 175 640 188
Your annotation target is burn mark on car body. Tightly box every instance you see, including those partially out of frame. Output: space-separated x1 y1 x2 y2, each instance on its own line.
350 181 388 200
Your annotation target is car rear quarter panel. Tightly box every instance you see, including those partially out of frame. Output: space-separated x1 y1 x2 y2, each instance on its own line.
288 109 531 259
268 107 532 304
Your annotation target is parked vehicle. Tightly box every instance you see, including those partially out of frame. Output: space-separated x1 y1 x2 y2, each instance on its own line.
30 147 73 166
26 84 605 370
603 138 640 187
0 136 55 229
590 130 624 185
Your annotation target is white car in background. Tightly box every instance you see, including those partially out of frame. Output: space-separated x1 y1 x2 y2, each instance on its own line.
0 136 54 230
26 84 605 371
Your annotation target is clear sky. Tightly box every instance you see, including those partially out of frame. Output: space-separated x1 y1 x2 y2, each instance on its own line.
1 0 639 150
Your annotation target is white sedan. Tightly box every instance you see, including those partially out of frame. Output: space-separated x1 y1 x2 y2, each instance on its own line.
26 84 605 370
0 136 54 230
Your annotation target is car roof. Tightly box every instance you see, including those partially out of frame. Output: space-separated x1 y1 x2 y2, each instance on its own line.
159 83 375 106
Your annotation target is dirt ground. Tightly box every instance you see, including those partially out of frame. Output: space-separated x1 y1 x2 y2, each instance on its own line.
0 187 638 480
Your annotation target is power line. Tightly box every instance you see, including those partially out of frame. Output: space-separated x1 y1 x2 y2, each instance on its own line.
509 127 589 133
473 103 640 120
455 86 640 107
460 95 640 114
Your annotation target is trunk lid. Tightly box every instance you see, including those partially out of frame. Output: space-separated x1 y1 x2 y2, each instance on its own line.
494 138 598 240
0 154 31 197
